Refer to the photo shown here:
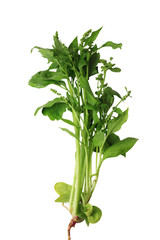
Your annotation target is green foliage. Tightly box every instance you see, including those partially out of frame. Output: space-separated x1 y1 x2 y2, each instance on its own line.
28 70 66 88
34 98 67 121
93 132 105 147
54 182 72 203
107 108 128 135
29 27 138 228
88 206 102 224
103 137 138 160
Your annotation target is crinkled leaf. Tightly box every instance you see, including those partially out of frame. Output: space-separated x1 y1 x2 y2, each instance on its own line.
84 27 102 46
93 132 105 147
31 46 54 63
103 137 138 160
28 70 66 88
54 182 72 196
42 103 67 121
99 41 122 50
107 108 128 135
88 206 102 224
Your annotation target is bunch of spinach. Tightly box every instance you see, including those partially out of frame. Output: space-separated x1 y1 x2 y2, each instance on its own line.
28 27 138 239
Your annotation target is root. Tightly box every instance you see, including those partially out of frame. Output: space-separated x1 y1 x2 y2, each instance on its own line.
68 216 78 240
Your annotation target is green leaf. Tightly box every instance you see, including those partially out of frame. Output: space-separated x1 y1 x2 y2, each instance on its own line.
107 108 128 135
103 87 121 99
60 128 78 140
34 98 66 115
42 103 67 121
31 46 54 63
69 36 78 52
53 32 69 59
103 133 120 153
61 118 75 127
110 67 121 72
78 52 87 70
93 132 105 147
77 205 89 226
93 110 99 124
103 137 138 160
54 182 72 195
48 60 59 70
84 27 102 46
55 193 70 203
28 70 66 88
88 206 102 224
79 76 98 104
54 182 72 203
99 41 122 50
84 203 93 217
89 53 100 76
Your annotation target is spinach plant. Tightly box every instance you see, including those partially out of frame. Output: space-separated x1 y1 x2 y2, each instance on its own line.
28 27 138 239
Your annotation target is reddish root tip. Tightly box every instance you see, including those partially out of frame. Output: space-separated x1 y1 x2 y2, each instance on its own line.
68 216 78 240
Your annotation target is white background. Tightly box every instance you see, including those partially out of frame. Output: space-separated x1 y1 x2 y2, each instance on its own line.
0 0 160 239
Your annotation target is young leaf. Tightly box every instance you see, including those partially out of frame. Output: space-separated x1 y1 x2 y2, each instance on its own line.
77 205 89 226
93 132 105 147
103 137 138 160
54 182 72 196
99 41 122 50
54 182 72 203
110 67 121 72
84 203 93 217
107 108 128 135
53 31 70 59
55 193 70 203
84 27 102 46
88 206 102 224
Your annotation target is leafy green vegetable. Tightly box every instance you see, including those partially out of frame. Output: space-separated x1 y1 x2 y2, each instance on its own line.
99 41 122 50
103 137 138 160
54 182 72 203
28 27 138 239
88 206 102 224
107 108 128 135
93 132 105 147
28 70 66 88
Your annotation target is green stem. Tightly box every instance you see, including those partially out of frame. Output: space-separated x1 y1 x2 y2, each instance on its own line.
71 111 81 216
